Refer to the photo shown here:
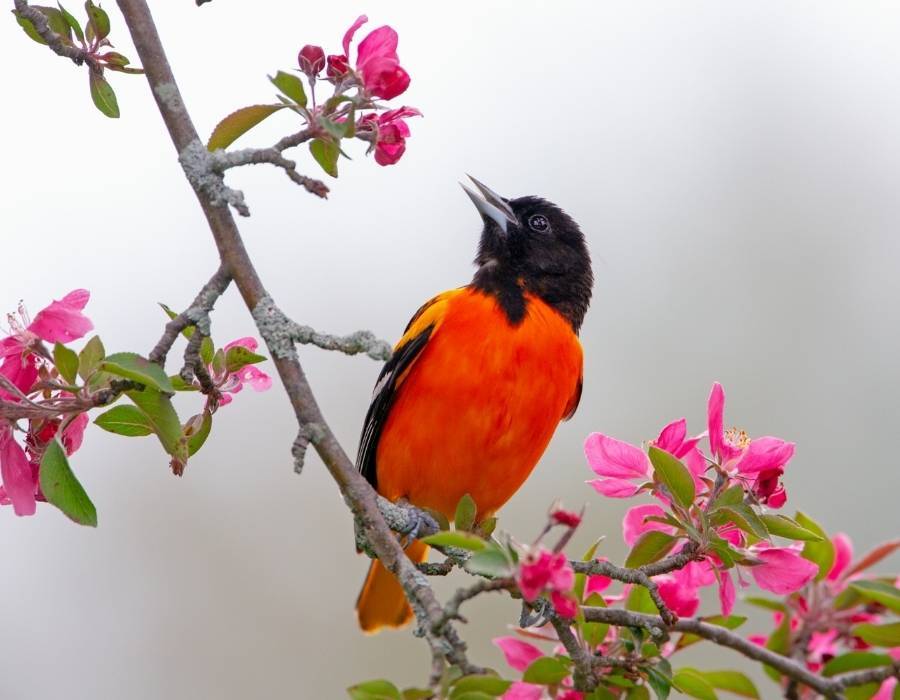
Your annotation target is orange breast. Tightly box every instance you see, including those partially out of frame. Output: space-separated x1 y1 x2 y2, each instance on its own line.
375 290 583 519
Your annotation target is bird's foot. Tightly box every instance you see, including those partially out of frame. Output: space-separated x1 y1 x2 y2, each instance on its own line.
389 497 440 546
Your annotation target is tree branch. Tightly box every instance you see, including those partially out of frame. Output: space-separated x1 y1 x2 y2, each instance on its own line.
581 606 899 699
148 264 231 365
115 0 476 679
12 0 97 67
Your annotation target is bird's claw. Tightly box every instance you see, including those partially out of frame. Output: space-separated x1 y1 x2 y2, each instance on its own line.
393 499 440 546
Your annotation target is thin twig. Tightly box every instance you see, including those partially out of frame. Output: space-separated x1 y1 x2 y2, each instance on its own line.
208 146 328 199
12 0 97 67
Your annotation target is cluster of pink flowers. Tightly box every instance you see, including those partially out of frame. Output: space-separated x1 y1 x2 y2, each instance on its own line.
750 533 900 699
296 15 421 166
586 382 817 615
0 290 93 515
1 289 271 519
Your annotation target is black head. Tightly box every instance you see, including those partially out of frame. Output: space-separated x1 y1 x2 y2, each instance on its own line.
462 176 593 333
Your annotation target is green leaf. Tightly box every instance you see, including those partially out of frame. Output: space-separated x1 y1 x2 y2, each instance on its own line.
849 580 900 614
845 684 881 700
451 693 494 700
671 669 717 700
714 504 768 540
851 622 900 647
185 410 213 456
89 70 120 118
795 511 834 581
422 531 485 552
626 585 659 615
309 138 339 177
743 597 787 612
269 70 307 107
454 493 477 532
625 531 678 568
126 388 184 457
224 345 266 374
450 675 511 697
645 663 672 700
710 483 744 509
347 679 402 700
78 335 105 379
625 687 651 700
522 656 571 685
647 446 695 509
822 652 894 677
39 439 97 527
401 690 433 700
700 670 759 698
207 104 286 151
53 343 79 384
320 116 349 140
200 336 215 366
759 514 823 542
475 517 497 538
94 405 154 437
463 548 512 577
58 3 83 42
84 0 109 41
159 302 195 339
100 352 174 394
15 6 71 45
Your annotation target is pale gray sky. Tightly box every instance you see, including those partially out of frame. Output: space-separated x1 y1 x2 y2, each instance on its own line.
1 2 899 698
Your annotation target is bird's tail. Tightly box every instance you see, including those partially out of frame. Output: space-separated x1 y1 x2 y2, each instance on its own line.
356 540 429 633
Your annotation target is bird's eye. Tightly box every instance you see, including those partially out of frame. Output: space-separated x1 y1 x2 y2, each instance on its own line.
528 214 550 232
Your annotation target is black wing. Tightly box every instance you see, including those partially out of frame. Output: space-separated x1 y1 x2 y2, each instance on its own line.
356 325 433 489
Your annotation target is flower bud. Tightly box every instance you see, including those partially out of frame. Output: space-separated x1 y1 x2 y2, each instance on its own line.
297 45 325 77
326 53 350 79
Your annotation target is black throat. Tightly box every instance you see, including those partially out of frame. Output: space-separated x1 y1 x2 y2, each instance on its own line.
472 263 528 325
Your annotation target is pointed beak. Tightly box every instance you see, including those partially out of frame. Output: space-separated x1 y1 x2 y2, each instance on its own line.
460 175 517 234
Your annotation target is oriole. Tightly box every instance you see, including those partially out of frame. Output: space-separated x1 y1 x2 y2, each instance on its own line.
355 177 593 632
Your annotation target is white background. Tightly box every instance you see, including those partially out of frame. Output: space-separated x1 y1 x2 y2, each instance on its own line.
1 2 899 698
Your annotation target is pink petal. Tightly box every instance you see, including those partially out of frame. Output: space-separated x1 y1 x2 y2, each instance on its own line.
718 569 735 616
493 637 544 672
655 418 687 453
224 336 259 352
549 554 575 593
584 433 650 479
750 548 818 594
622 503 673 546
342 14 368 57
62 413 89 455
0 429 36 516
587 478 641 498
873 677 897 700
734 437 795 475
679 560 717 589
0 351 38 399
828 533 853 581
357 25 399 71
502 682 544 700
708 382 726 463
380 106 422 124
241 366 272 392
551 591 578 619
29 289 93 344
656 575 700 617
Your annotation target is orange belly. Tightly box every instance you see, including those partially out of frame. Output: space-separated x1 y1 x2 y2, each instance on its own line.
375 291 582 519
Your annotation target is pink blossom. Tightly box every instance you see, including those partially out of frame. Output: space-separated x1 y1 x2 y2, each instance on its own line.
551 590 578 619
501 682 543 700
0 424 36 516
584 433 650 498
517 549 575 606
656 573 700 617
652 417 707 480
493 637 543 672
748 546 818 595
1 290 93 398
336 15 410 99
622 503 675 546
707 382 795 475
585 559 612 597
828 533 853 581
326 54 350 79
718 568 736 616
210 337 272 408
357 107 421 166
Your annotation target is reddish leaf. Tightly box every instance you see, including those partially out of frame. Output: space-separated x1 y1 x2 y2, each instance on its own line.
845 539 900 579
